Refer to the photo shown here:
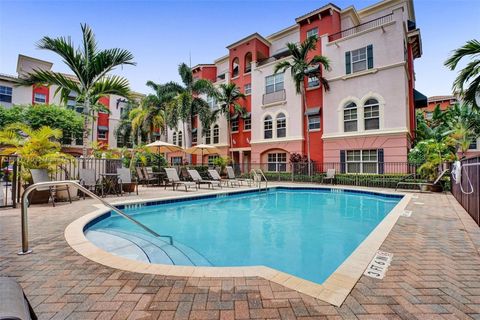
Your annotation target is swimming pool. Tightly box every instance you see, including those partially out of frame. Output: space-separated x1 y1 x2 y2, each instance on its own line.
84 187 401 284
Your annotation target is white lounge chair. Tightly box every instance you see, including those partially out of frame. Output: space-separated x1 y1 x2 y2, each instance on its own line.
226 166 249 186
322 169 336 184
164 168 197 191
30 169 72 206
395 169 448 192
187 169 221 189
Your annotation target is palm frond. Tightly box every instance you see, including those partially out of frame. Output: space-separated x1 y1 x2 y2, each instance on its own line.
445 39 480 70
89 75 131 98
178 63 193 88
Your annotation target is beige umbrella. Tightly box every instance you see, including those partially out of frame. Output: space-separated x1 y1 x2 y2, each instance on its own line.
146 140 183 153
185 144 220 165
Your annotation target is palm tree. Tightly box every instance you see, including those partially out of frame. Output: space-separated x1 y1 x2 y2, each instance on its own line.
274 36 331 172
19 24 136 160
115 99 138 147
165 63 215 151
129 95 166 143
444 104 480 156
445 39 480 108
214 83 247 161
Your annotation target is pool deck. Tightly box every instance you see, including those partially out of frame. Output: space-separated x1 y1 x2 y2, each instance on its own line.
1 183 480 319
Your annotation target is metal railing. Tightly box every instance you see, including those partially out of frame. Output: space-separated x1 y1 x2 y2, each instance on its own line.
328 13 394 42
250 168 268 189
451 157 480 226
18 180 173 255
0 154 19 208
263 89 286 105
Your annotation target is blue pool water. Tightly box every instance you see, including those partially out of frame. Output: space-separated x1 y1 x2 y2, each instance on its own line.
85 188 401 284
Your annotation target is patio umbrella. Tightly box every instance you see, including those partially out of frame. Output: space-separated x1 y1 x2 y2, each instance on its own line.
185 144 220 165
145 140 183 166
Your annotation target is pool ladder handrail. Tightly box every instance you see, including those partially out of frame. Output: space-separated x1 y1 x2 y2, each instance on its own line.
18 180 173 255
250 169 268 190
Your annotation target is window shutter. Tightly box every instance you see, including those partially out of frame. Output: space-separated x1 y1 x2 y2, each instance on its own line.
378 148 384 174
367 45 374 69
345 52 351 74
340 150 346 173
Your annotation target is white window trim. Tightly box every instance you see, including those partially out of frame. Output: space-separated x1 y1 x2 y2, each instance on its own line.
308 114 321 132
346 149 379 174
349 46 368 73
33 92 47 104
231 118 239 133
265 73 284 94
338 93 385 134
267 152 288 172
243 117 251 132
262 110 289 140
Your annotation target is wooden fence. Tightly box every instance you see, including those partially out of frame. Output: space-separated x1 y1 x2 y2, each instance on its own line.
451 156 480 226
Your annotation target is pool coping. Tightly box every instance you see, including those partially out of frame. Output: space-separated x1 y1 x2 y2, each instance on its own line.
64 184 411 307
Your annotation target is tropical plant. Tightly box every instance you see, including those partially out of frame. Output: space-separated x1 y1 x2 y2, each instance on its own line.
0 104 83 143
129 95 166 143
163 63 215 151
213 83 247 161
417 139 456 181
212 156 230 174
115 100 139 147
18 24 136 160
445 39 480 108
0 123 73 181
274 36 331 170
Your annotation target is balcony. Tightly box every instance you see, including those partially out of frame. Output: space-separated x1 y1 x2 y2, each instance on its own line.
328 13 393 42
263 89 286 105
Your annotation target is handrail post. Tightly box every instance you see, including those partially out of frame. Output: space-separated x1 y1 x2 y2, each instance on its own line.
18 180 173 255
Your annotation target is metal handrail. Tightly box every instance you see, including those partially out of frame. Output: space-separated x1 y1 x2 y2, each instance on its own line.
250 169 268 189
18 180 173 255
257 169 268 189
328 13 394 42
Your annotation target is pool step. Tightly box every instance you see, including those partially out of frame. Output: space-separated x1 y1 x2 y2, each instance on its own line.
88 228 212 266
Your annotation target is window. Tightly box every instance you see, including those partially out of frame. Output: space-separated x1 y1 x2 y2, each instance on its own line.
67 91 77 110
364 99 380 130
245 52 252 73
98 130 108 140
276 113 286 138
205 128 211 144
425 112 433 120
206 95 217 109
0 86 13 103
267 153 287 172
346 45 373 74
244 117 251 131
231 119 239 132
308 75 319 88
232 57 239 78
171 157 183 165
172 132 177 145
208 155 219 165
213 125 219 144
178 131 183 146
192 130 197 144
244 83 251 95
307 27 318 39
265 73 284 94
34 93 47 104
469 137 478 150
308 115 321 130
346 150 378 173
344 102 358 132
264 115 273 139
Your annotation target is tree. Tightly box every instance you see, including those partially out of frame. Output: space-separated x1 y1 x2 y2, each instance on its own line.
165 63 215 151
274 36 331 172
129 95 165 143
214 83 247 161
114 100 137 147
445 39 480 108
18 24 136 160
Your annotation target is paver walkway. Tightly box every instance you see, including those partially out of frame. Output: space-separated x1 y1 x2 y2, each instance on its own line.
1 185 480 319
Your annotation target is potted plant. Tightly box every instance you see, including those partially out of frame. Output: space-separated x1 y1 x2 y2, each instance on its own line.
212 157 230 177
417 139 455 192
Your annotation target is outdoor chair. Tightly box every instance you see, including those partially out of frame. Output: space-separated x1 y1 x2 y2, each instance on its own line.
226 166 246 187
321 169 336 184
187 169 221 189
0 277 36 320
117 168 138 195
135 167 146 186
208 169 235 187
164 168 197 191
79 168 103 198
29 169 72 207
142 167 160 186
395 169 448 192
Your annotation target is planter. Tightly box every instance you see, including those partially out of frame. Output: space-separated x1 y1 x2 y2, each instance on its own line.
28 189 51 204
428 184 443 192
57 185 80 201
122 183 136 193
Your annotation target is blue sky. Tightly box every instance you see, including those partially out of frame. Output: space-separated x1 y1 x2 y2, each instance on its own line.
0 0 479 97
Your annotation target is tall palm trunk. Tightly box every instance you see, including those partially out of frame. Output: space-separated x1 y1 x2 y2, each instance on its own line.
301 87 311 176
82 98 91 168
185 117 192 163
227 117 234 164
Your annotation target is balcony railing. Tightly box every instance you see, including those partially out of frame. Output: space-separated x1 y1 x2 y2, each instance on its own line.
263 89 286 105
328 13 393 42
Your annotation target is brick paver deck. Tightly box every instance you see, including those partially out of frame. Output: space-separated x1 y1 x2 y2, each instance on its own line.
1 185 480 319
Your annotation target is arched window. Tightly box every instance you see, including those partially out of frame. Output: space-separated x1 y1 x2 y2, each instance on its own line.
232 57 239 78
264 115 273 139
205 127 211 144
172 132 177 145
343 102 358 132
364 98 380 130
244 52 252 73
178 131 183 146
213 125 219 144
276 113 286 138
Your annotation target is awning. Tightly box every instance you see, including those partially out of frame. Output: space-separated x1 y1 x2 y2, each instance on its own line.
306 65 319 74
97 126 108 131
414 89 428 108
230 114 239 120
305 107 320 116
242 112 251 119
192 128 198 133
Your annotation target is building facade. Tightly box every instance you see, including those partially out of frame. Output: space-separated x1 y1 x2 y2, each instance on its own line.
168 0 424 173
0 54 141 155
